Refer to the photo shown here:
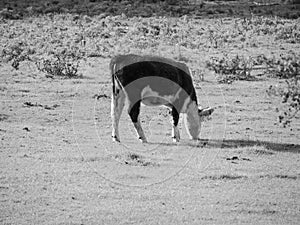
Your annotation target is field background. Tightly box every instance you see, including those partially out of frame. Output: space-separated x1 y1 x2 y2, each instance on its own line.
0 0 300 224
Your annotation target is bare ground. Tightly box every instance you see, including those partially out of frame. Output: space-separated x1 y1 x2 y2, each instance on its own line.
1 54 300 224
1 7 300 224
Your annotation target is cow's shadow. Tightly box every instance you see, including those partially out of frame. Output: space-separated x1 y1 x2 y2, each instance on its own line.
148 139 300 153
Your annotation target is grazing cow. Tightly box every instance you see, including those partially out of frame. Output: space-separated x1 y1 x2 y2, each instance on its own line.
110 54 213 143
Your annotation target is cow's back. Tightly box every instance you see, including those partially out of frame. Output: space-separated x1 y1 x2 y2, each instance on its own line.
110 54 198 104
110 54 190 78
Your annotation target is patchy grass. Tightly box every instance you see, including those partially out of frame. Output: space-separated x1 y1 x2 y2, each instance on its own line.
1 5 300 225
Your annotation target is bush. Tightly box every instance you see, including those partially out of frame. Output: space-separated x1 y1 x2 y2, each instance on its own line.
36 53 81 78
275 24 300 44
266 53 299 126
1 42 34 70
266 54 300 79
267 78 299 127
206 55 254 83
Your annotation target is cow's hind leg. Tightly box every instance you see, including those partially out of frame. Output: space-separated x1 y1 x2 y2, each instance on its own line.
128 100 147 143
111 90 125 142
171 106 180 142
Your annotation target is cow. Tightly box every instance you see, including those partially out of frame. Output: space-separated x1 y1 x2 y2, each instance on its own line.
110 54 214 143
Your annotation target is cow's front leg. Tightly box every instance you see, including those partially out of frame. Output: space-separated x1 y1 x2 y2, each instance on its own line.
133 121 147 143
128 101 147 143
171 106 180 142
111 90 125 142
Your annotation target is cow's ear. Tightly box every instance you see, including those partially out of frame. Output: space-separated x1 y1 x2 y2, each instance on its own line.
198 107 214 117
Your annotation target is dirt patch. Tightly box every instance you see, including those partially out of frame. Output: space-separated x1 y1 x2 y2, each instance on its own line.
234 145 275 155
259 174 298 179
0 113 9 121
201 174 248 180
114 152 159 167
23 101 60 110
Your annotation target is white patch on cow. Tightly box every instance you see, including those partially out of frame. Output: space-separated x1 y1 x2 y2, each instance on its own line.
141 85 181 106
180 96 191 113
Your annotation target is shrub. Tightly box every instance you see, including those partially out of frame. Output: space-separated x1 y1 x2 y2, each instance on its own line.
1 42 34 70
266 53 299 127
266 54 299 79
267 78 299 127
275 24 300 44
206 55 254 83
36 53 81 78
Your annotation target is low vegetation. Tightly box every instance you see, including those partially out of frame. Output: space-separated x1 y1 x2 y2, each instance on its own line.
268 77 299 127
36 54 81 78
1 42 34 70
206 54 254 83
0 1 299 122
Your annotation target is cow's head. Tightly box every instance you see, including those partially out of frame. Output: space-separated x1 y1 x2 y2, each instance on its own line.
184 103 214 140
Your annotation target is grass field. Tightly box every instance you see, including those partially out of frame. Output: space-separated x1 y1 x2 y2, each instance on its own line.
1 1 300 224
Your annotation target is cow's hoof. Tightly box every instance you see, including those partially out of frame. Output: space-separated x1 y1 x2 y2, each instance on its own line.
139 137 147 143
172 137 180 143
112 136 120 142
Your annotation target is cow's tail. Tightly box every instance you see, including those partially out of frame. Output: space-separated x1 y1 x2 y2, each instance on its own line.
110 61 117 98
111 60 124 99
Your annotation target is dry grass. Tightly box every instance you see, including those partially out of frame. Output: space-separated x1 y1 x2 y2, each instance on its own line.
1 7 300 225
